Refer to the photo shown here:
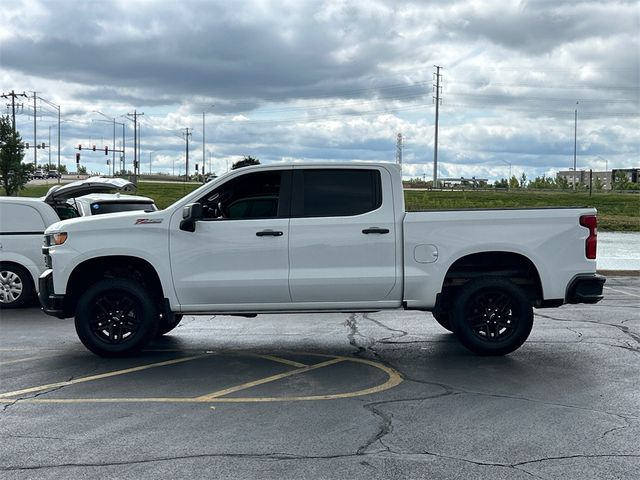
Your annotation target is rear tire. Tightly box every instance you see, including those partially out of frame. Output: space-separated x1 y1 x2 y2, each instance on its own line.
451 277 533 356
0 263 34 309
75 279 158 357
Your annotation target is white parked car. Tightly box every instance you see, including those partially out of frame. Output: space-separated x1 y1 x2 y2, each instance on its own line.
0 177 155 308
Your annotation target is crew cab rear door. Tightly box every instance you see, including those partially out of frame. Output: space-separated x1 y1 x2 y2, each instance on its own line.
288 166 398 304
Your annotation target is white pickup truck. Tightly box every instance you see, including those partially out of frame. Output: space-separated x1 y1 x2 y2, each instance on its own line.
39 163 605 357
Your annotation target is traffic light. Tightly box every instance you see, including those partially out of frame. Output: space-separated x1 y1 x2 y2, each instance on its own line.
76 153 80 162
25 143 29 149
41 142 46 149
92 145 96 151
105 146 109 155
78 144 82 150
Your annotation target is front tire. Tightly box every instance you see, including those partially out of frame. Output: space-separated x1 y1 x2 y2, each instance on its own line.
0 263 34 308
75 279 158 357
451 277 533 356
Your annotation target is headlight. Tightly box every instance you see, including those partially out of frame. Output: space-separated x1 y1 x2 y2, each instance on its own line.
51 232 68 245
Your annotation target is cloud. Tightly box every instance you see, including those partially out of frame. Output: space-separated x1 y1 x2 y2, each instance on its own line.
1 0 637 179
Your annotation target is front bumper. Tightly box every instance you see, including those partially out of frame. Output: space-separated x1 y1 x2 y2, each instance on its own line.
566 273 606 304
38 269 68 318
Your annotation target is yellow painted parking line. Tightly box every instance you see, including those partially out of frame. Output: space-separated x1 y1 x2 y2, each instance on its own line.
0 354 209 399
0 356 46 366
604 286 640 298
249 354 308 368
1 353 404 404
195 358 345 400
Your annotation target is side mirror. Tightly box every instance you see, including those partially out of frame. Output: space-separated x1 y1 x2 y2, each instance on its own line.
180 203 203 232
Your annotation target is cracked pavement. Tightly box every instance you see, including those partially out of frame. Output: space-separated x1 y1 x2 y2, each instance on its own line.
0 276 638 479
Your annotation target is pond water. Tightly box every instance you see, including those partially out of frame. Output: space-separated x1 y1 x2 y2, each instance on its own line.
598 232 640 270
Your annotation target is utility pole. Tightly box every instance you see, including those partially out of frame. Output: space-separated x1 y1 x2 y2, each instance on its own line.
183 128 192 182
1 90 28 133
127 110 144 183
33 92 37 169
433 65 443 187
573 101 578 191
37 96 61 182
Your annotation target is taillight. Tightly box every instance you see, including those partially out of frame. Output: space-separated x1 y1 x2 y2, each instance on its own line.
580 215 597 260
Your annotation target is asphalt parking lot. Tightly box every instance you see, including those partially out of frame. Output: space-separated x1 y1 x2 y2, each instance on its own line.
1 276 638 479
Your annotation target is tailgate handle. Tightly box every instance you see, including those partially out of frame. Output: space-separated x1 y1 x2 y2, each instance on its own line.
256 230 283 237
362 227 390 234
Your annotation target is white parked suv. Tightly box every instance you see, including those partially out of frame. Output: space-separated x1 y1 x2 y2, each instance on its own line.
69 193 157 216
0 177 155 308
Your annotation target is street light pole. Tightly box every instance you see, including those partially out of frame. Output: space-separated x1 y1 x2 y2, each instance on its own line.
573 101 578 191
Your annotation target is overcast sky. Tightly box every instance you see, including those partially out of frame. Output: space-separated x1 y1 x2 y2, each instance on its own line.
1 0 638 181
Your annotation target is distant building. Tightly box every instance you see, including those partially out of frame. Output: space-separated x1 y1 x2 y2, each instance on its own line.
556 170 612 189
556 168 639 190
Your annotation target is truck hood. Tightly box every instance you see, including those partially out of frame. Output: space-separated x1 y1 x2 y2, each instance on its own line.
42 177 135 204
45 209 168 234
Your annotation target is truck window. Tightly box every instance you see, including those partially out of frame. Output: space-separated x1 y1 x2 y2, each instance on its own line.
199 170 285 220
293 169 382 217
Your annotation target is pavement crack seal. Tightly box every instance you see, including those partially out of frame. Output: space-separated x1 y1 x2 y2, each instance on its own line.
4 451 639 474
357 393 458 457
345 314 370 356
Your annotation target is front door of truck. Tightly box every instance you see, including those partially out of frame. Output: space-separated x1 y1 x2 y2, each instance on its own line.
169 169 292 310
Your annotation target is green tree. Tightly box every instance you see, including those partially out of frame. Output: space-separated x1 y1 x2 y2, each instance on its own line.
593 177 604 191
528 175 557 189
519 172 528 189
556 176 569 190
508 175 520 189
231 156 260 170
612 170 630 190
494 178 509 189
0 116 29 196
77 165 87 175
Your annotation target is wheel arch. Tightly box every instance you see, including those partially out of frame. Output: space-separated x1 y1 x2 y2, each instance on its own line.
436 251 543 314
65 255 164 317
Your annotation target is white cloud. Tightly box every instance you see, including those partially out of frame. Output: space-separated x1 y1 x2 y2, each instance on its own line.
1 0 637 178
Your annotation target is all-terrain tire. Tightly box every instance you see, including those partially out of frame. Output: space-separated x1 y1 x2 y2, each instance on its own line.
74 278 158 357
451 277 533 356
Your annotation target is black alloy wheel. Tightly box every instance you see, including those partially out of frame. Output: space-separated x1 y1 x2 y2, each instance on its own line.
451 277 533 356
75 279 158 357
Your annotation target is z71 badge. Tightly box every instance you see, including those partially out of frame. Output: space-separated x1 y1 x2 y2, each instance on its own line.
135 219 163 225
